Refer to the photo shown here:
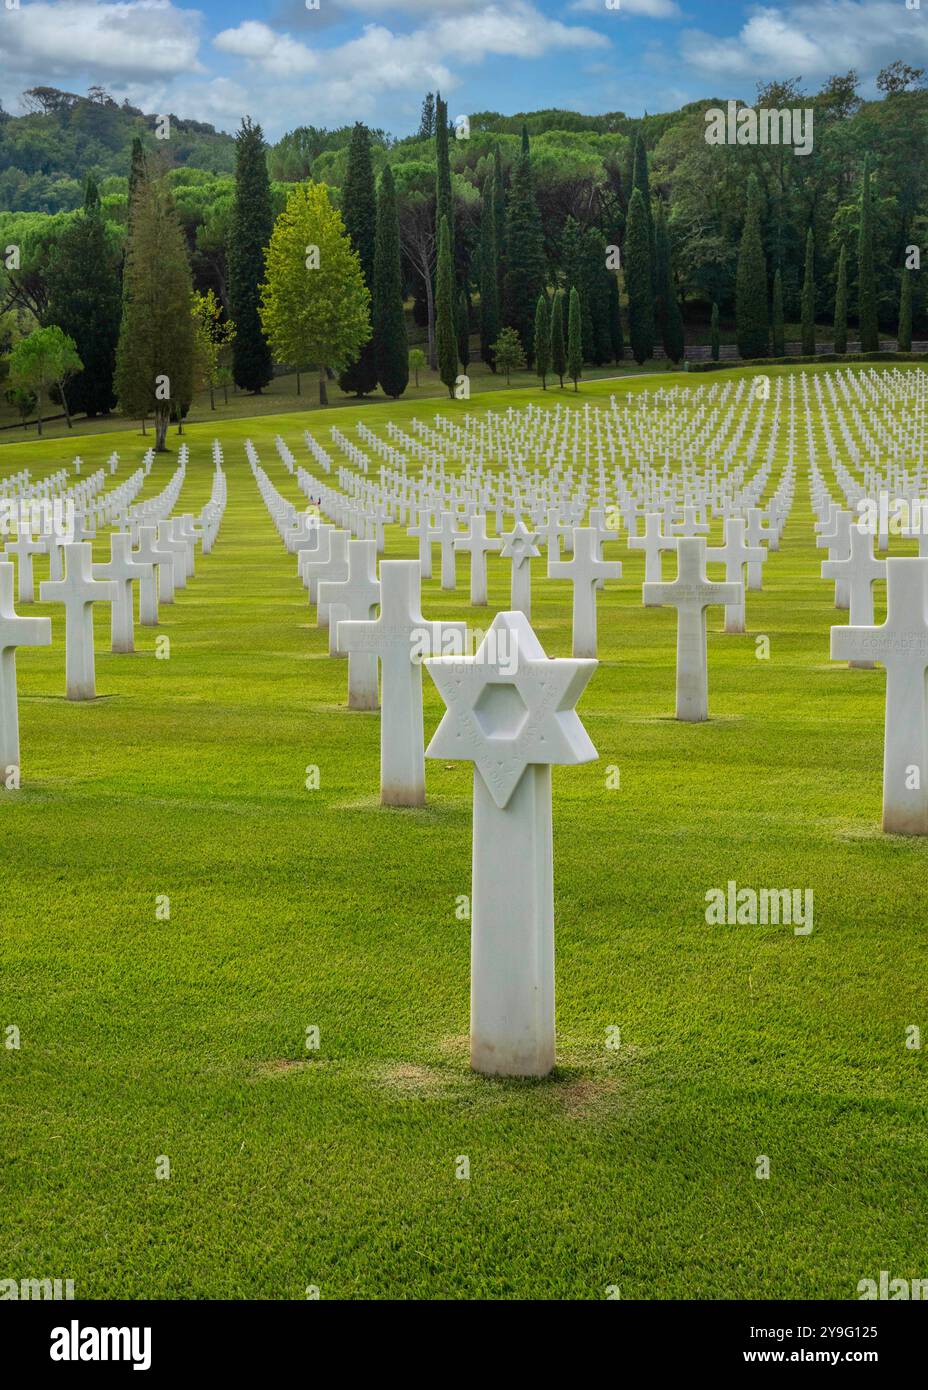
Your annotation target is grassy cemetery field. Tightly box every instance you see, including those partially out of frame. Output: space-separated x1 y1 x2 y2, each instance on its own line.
2 361 927 1301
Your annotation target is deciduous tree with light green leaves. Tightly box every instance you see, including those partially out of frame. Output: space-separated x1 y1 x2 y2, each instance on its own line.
259 182 370 407
9 324 81 435
490 326 525 385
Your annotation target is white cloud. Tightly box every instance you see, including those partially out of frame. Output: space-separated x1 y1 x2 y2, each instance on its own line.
214 20 318 77
211 4 608 127
0 0 203 80
570 0 680 15
681 0 928 84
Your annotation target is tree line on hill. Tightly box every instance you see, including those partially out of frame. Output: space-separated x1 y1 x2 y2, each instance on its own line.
0 65 926 434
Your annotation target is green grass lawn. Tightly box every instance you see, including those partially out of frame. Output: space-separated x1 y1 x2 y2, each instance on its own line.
0 357 663 445
1 363 926 1300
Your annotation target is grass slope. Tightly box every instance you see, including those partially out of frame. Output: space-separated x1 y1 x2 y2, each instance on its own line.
1 365 926 1300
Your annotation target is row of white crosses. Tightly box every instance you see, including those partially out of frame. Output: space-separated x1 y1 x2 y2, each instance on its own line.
1 449 227 784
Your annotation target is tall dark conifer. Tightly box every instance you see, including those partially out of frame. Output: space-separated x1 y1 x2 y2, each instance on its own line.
504 142 545 365
625 187 654 364
655 202 684 364
735 174 768 360
45 173 121 416
228 116 274 392
801 227 816 355
550 288 566 387
372 164 408 399
435 216 457 397
339 122 378 396
479 171 500 371
858 155 879 352
833 244 849 354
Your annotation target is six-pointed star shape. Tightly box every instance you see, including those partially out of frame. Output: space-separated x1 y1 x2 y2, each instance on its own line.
425 611 598 808
499 521 541 566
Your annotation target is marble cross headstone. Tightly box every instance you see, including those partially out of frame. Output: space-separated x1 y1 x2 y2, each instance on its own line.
133 525 172 623
39 542 117 701
319 538 381 708
407 508 434 580
822 522 886 668
455 513 501 606
705 517 763 634
338 560 466 805
93 533 152 654
425 611 597 1078
831 557 928 834
547 526 621 658
643 536 741 721
0 560 51 785
5 528 45 605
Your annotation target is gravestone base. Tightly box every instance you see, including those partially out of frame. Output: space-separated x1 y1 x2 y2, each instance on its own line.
470 764 555 1079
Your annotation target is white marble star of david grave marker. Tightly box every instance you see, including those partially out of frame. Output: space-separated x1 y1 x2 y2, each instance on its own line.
499 521 541 619
426 611 597 1078
831 557 928 834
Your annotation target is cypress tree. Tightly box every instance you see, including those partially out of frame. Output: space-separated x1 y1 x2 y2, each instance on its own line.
228 116 274 392
479 171 500 371
567 286 582 391
801 227 816 355
435 93 455 274
435 216 457 398
457 290 471 369
127 136 147 215
858 156 879 352
655 202 684 364
550 288 566 387
898 267 913 352
504 143 545 365
771 268 785 356
735 174 768 360
372 164 408 399
45 173 122 417
625 187 655 364
608 272 624 364
477 170 500 372
632 133 655 292
339 122 378 396
710 302 720 361
834 244 849 353
534 293 550 388
493 145 506 315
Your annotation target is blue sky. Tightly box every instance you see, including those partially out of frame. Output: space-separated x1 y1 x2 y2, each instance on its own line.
1 0 927 139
